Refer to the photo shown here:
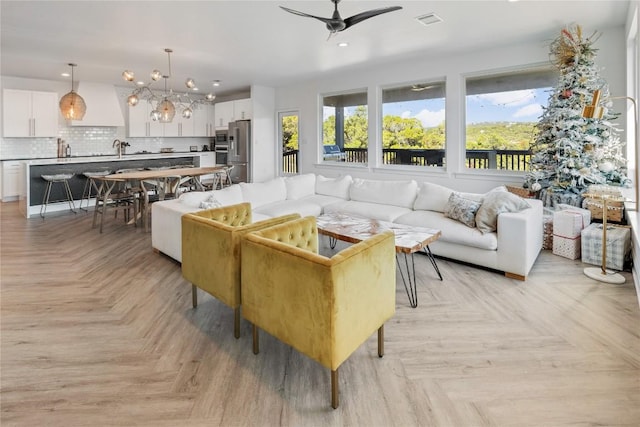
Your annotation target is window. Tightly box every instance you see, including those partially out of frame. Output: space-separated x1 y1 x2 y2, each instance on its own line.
322 90 368 164
279 111 299 174
382 82 446 167
465 68 557 171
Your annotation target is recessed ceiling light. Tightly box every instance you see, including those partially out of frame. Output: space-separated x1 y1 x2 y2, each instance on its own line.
415 13 443 27
337 42 349 47
136 81 145 86
61 72 70 77
212 80 221 87
193 87 199 91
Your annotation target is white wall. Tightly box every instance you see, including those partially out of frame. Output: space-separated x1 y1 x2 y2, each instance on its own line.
274 26 626 194
250 85 277 182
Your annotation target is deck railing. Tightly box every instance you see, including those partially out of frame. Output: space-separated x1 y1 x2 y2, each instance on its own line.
282 148 532 172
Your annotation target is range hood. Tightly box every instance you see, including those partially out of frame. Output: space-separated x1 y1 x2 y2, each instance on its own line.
70 82 125 127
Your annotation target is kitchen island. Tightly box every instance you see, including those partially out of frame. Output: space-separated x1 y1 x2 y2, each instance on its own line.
18 153 208 218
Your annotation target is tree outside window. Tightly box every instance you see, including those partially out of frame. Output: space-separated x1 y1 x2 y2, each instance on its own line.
322 90 368 163
382 82 446 167
465 68 557 171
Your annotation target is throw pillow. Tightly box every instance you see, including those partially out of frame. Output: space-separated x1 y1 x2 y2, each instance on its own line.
443 192 481 228
413 182 453 212
475 190 531 234
199 194 222 210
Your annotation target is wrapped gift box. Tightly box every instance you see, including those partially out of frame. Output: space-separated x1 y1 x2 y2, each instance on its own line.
553 209 588 239
581 223 631 271
553 235 581 260
556 204 591 226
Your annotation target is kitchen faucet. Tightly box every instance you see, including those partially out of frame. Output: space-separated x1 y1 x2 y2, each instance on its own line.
113 139 130 158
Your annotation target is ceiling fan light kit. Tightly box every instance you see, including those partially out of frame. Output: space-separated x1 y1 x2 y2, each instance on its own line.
280 0 402 36
122 48 216 123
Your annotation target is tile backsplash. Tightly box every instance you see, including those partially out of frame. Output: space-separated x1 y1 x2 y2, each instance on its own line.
1 125 211 160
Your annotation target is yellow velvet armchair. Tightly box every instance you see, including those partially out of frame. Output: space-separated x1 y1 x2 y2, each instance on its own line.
241 216 396 409
181 202 300 338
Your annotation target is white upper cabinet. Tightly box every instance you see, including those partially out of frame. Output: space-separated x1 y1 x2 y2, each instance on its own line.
214 101 235 130
128 102 163 137
233 98 252 121
192 104 214 137
3 89 58 137
214 98 252 130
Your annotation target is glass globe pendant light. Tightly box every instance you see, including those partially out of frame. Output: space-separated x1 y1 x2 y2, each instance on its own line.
59 63 86 120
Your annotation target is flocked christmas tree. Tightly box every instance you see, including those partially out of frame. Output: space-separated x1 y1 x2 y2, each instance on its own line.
524 24 630 206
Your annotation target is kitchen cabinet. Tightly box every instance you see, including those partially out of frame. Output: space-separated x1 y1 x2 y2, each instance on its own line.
192 104 215 137
3 89 58 137
234 98 252 121
2 161 22 201
128 102 163 137
214 98 252 130
164 113 195 137
214 101 235 130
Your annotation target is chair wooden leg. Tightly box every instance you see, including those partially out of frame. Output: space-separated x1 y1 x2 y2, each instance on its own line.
234 307 240 339
191 284 198 308
252 324 259 354
378 325 384 358
331 369 339 409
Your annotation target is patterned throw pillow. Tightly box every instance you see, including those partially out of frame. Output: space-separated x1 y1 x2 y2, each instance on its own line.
443 192 481 228
199 194 222 210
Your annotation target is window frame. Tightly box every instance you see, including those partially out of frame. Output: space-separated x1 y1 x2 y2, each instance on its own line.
319 88 369 165
379 79 447 170
462 64 558 175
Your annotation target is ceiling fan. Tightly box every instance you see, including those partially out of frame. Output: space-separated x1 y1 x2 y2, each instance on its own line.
411 84 438 92
280 0 402 36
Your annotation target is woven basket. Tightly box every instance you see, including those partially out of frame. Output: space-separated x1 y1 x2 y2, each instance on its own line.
506 185 538 199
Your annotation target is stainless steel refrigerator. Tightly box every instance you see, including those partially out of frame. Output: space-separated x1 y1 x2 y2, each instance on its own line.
227 119 251 183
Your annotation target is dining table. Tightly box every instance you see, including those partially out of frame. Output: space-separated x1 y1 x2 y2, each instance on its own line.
93 166 225 232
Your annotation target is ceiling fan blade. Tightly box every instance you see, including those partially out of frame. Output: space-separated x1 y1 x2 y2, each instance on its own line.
279 6 333 25
343 6 402 30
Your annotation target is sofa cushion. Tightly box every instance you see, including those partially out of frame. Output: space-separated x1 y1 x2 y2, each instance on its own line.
285 173 316 200
349 178 418 208
323 200 412 222
254 199 322 218
315 174 352 199
475 190 531 234
240 178 286 208
443 192 481 228
413 182 453 213
299 194 345 210
394 210 498 251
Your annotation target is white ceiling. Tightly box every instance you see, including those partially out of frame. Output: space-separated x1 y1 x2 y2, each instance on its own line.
0 1 631 97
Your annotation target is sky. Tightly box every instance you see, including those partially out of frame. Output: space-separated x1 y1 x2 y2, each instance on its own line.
333 87 552 128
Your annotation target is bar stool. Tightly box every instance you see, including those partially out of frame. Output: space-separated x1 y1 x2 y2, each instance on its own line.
79 169 111 211
40 173 77 218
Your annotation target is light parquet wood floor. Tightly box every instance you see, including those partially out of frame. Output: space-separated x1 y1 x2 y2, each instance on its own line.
1 201 639 426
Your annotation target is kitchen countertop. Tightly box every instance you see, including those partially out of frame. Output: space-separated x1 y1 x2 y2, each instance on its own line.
13 151 211 165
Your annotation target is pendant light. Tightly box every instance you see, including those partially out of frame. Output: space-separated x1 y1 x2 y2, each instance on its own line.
59 63 86 120
123 49 217 123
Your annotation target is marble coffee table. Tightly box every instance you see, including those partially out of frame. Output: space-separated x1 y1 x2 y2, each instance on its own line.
316 212 443 308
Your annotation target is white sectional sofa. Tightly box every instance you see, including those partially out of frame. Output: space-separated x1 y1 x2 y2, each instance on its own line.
152 173 543 279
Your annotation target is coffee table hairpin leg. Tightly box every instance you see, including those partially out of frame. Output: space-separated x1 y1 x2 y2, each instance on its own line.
396 246 443 308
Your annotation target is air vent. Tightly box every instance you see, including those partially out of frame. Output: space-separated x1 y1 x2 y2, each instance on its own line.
416 13 443 27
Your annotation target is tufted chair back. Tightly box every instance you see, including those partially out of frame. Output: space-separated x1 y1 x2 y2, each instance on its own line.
181 203 299 338
241 216 396 408
255 215 319 254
